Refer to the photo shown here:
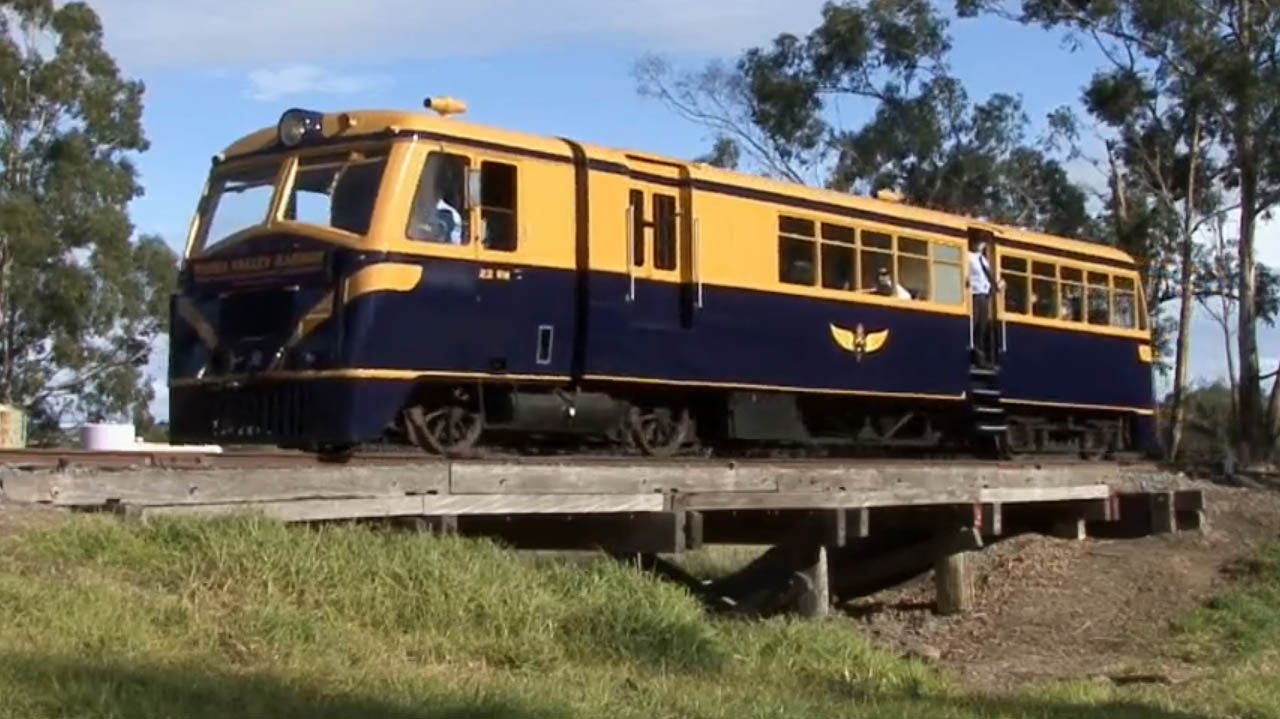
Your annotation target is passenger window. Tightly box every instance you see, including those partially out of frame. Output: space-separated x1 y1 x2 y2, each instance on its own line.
778 215 816 285
1000 255 1029 314
1113 276 1138 329
1087 272 1111 325
653 194 677 270
859 231 893 292
931 243 963 305
1031 261 1058 319
407 151 469 245
820 223 856 290
1059 266 1084 322
629 190 645 266
480 161 517 252
897 236 930 300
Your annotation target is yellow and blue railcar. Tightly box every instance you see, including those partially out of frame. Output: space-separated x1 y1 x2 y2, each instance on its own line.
167 100 1158 458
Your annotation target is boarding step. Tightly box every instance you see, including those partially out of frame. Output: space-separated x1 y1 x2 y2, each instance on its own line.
974 423 1009 434
970 387 1002 401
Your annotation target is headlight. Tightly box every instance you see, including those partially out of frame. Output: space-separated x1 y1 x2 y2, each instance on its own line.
278 109 323 147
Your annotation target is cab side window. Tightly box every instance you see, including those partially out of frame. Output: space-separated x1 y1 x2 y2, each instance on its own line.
407 152 469 244
480 161 517 252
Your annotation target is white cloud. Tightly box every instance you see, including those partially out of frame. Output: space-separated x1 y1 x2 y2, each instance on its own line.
89 0 826 71
245 64 393 102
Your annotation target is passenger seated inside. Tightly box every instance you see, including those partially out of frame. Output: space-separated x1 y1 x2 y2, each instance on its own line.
408 153 468 244
874 266 912 299
1060 289 1083 321
781 256 815 285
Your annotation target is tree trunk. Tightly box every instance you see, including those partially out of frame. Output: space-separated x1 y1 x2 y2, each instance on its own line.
0 251 10 406
1222 296 1239 422
1233 0 1266 465
1267 363 1280 448
1165 116 1201 461
1236 155 1263 463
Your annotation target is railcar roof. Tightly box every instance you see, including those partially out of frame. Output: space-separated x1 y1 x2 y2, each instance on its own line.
219 108 1137 266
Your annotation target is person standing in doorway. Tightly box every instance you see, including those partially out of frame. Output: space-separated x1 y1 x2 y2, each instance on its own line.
967 234 1001 367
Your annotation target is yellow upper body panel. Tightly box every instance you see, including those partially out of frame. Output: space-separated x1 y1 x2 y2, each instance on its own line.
216 107 1140 270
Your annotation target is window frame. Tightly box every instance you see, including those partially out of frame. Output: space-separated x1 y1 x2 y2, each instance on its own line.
478 159 519 253
652 192 678 270
993 247 1150 337
629 189 646 267
404 149 473 246
777 214 818 286
772 212 965 309
277 146 392 237
189 156 291 256
819 221 857 291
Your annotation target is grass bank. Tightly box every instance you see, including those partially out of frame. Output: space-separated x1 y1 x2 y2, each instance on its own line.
0 513 1270 718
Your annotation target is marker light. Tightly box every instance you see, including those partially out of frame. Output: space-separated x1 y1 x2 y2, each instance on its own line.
424 97 468 117
278 109 324 147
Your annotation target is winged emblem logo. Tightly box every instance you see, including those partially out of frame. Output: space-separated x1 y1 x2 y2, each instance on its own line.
829 322 889 362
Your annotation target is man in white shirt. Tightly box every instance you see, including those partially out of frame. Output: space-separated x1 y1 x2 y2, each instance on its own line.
967 234 1000 366
435 198 463 244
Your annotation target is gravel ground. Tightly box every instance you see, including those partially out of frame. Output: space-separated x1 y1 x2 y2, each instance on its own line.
844 481 1280 690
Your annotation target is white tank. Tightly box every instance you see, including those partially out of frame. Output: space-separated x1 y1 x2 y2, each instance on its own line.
80 422 138 451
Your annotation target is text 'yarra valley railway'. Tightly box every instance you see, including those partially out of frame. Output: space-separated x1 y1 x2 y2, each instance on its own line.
165 98 1157 463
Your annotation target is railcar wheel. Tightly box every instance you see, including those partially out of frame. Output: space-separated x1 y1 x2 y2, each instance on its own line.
628 406 692 457
403 404 483 457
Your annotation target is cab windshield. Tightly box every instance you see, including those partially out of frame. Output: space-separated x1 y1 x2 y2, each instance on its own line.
190 146 390 255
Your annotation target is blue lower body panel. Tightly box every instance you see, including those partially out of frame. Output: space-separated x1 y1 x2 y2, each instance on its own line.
1000 322 1153 409
585 274 971 397
168 377 411 445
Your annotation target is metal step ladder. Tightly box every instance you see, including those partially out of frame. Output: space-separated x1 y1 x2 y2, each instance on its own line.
968 364 1008 442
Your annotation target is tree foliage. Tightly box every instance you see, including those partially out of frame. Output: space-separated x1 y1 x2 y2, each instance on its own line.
0 0 176 431
635 0 1090 237
956 0 1280 462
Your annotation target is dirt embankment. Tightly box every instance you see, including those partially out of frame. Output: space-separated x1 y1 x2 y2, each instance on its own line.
847 482 1280 690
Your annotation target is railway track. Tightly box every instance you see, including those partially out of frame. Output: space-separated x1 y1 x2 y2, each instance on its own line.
0 446 1162 472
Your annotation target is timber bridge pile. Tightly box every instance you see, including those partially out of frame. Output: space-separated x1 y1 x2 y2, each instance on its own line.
0 448 1205 618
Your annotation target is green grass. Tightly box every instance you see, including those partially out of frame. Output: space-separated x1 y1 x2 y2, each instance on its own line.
0 513 1271 719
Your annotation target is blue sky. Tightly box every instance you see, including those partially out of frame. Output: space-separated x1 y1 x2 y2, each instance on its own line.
85 0 1277 417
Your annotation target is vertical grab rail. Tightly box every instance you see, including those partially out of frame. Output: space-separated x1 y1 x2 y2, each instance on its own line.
625 204 636 302
999 294 1008 353
693 217 703 308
